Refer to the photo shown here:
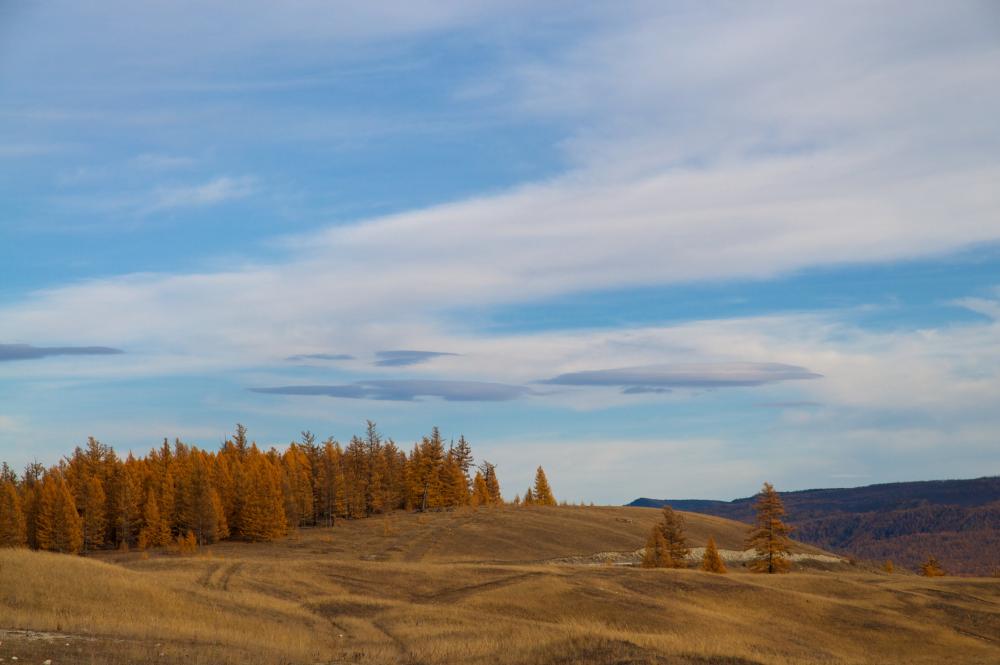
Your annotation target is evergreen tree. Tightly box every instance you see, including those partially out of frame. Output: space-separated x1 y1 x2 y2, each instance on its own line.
642 525 672 568
658 505 690 566
0 480 26 547
747 482 792 573
523 487 535 505
700 536 726 573
920 555 945 577
532 466 556 506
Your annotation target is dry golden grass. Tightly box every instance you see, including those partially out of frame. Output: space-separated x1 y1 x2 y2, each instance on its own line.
1 505 998 664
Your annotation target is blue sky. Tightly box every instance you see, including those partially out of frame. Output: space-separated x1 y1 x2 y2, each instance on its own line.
1 1 999 502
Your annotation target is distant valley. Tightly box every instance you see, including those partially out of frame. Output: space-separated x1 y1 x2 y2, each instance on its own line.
631 476 1000 576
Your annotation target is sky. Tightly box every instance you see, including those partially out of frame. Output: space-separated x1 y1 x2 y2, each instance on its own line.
1 1 999 503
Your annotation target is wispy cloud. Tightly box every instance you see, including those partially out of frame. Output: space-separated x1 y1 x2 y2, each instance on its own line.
251 379 531 402
374 350 459 367
0 143 67 158
541 362 821 393
131 153 196 171
286 353 355 362
0 343 123 362
754 401 823 409
145 176 255 213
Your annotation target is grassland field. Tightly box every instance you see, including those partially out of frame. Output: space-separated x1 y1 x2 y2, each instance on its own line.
1 505 998 665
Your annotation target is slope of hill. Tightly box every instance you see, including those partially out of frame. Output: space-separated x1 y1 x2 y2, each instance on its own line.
1 505 998 665
630 476 1000 575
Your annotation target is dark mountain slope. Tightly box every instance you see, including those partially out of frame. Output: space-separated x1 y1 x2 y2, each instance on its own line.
630 476 1000 575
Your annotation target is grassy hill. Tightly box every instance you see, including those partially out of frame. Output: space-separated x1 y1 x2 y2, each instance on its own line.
631 476 1000 575
1 505 998 665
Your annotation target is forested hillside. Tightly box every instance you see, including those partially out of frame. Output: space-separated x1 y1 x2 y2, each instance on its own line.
631 477 1000 575
0 422 557 554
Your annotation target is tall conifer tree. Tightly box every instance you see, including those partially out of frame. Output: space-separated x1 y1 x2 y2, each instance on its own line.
36 473 83 554
658 505 690 566
747 482 792 573
532 466 556 506
0 480 26 547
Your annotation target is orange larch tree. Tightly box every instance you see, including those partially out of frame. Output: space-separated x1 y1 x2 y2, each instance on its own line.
642 525 673 568
36 472 84 554
747 482 793 573
532 466 556 506
0 479 26 547
700 536 727 573
658 505 690 566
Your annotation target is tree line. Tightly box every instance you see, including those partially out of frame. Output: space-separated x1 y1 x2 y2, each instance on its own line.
0 422 557 554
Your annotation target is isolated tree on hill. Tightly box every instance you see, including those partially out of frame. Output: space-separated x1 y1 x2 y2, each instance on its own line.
747 482 792 573
883 560 894 574
642 525 673 568
0 480 26 547
533 466 556 506
700 536 727 573
920 555 945 577
658 506 690 566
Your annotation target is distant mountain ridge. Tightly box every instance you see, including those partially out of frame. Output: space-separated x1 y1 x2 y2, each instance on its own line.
630 476 1000 575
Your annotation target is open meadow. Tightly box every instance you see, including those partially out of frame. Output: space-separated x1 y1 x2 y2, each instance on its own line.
1 505 998 665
